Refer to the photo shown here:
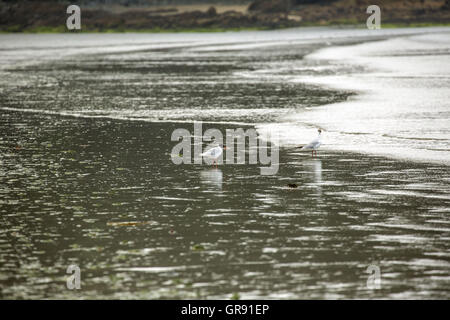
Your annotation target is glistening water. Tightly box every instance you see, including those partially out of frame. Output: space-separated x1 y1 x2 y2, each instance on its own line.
0 27 449 299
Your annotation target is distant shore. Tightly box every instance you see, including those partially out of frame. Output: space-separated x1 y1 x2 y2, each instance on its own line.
1 0 449 33
2 22 450 34
0 26 269 34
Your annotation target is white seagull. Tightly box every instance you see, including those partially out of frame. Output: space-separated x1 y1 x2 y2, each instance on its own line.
301 129 322 158
201 143 226 167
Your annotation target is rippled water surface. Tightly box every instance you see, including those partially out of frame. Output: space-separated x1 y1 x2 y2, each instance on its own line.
0 28 449 299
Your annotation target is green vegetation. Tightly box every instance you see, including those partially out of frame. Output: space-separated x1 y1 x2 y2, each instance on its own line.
230 292 240 300
1 25 68 33
381 22 450 28
2 22 449 34
191 244 206 251
1 25 274 34
299 20 450 28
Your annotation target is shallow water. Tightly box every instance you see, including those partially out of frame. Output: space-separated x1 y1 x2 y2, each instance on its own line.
0 27 449 299
269 32 450 164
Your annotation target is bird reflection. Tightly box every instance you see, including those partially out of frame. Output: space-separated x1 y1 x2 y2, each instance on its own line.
200 168 223 190
304 159 322 197
313 160 322 185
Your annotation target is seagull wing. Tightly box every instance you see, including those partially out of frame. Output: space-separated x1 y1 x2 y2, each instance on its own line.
302 137 321 150
201 146 222 158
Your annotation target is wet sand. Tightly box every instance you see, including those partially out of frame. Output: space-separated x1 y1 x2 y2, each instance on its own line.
274 32 450 164
0 27 449 299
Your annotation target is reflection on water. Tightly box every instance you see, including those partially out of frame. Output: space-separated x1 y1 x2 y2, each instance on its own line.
1 111 448 299
303 159 322 197
200 169 223 190
0 29 449 299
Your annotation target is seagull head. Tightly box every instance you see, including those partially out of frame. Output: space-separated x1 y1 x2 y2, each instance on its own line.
209 139 220 147
208 139 226 149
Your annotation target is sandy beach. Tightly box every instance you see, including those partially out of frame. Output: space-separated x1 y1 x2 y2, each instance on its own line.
0 27 449 299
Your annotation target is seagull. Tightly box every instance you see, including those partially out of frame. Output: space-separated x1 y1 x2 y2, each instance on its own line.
300 129 322 158
201 143 226 167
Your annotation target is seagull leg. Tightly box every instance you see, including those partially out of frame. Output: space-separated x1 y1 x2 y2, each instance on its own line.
311 150 313 158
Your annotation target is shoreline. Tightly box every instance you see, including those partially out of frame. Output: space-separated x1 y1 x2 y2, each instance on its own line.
2 22 450 34
0 106 447 175
261 29 450 166
2 106 448 169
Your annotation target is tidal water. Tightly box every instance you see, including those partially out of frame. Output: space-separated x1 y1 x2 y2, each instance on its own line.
0 27 449 299
261 32 450 164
